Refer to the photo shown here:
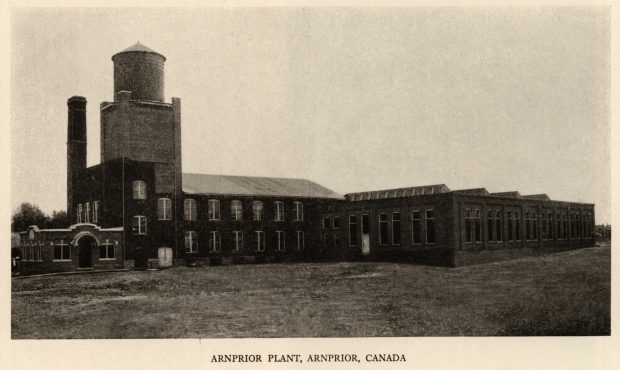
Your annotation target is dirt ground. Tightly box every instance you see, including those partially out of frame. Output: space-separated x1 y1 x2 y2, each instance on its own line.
11 243 610 338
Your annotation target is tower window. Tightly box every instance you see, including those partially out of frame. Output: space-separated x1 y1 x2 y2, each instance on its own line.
93 201 99 224
77 203 83 223
133 181 147 199
158 198 172 220
85 202 90 223
132 216 147 235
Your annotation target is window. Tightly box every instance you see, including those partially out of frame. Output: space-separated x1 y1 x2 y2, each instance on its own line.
547 212 553 239
255 231 265 251
487 211 494 241
231 200 243 221
562 213 568 239
412 210 422 244
133 180 146 199
525 211 531 241
53 240 70 261
495 210 502 241
532 212 538 240
276 231 285 251
158 198 172 220
185 231 197 253
85 202 91 223
349 215 358 246
208 199 220 221
392 212 401 245
184 199 197 221
232 231 243 252
541 212 547 240
297 231 305 250
333 217 340 229
99 239 116 259
77 203 83 223
465 209 481 243
274 201 284 221
557 213 563 239
323 217 331 229
253 201 264 221
515 212 521 241
132 216 147 235
294 202 304 221
507 211 514 241
379 213 389 245
209 231 221 252
93 201 99 223
426 210 436 244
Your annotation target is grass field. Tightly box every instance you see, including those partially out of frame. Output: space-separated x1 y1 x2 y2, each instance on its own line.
11 243 610 338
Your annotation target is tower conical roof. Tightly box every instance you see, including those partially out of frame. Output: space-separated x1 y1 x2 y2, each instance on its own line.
112 41 166 61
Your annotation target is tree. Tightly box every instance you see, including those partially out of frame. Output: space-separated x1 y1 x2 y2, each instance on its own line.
49 210 69 229
11 202 50 232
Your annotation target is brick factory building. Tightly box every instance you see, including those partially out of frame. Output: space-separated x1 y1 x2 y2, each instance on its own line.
18 43 596 273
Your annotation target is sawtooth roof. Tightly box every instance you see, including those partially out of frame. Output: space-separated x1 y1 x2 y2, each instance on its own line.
182 173 342 199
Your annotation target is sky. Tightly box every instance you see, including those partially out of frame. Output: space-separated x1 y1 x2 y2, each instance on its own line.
10 7 610 223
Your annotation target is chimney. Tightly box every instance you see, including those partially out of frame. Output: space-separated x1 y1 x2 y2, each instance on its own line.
67 96 87 224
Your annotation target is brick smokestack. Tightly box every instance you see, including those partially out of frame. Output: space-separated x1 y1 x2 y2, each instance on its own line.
67 96 87 224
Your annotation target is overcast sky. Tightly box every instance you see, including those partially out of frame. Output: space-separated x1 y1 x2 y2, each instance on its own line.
10 7 610 223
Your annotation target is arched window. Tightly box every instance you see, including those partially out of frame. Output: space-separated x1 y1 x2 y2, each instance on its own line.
231 200 243 221
184 199 196 221
208 199 220 221
294 201 303 221
158 198 172 220
133 180 147 199
252 201 264 221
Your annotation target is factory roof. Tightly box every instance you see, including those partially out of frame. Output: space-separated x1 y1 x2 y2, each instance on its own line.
182 173 342 199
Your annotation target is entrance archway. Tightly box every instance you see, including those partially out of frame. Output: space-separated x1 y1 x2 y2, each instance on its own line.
77 235 97 268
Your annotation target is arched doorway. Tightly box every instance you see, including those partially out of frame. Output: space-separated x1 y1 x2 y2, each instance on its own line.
77 235 97 268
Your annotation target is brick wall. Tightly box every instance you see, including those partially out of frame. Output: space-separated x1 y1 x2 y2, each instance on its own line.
101 98 176 164
113 52 165 102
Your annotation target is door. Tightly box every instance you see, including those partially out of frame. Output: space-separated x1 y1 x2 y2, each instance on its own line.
78 236 95 268
362 214 370 255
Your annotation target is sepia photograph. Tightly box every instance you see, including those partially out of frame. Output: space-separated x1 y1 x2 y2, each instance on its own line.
7 3 611 350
